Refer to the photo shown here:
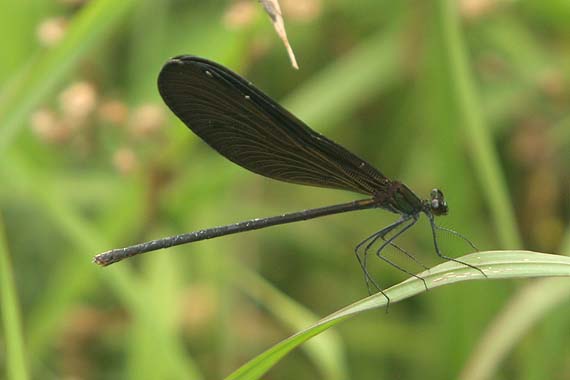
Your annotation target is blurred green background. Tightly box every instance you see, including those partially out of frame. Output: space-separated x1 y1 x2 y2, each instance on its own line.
1 0 570 379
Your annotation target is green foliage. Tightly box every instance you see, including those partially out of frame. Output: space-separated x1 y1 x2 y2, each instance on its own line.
1 0 569 379
226 251 570 380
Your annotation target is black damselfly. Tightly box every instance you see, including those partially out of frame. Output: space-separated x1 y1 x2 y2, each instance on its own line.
94 56 485 299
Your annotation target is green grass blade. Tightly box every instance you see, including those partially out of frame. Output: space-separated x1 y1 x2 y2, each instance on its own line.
459 277 570 380
225 251 570 380
436 0 522 248
233 262 348 380
460 229 570 380
1 151 201 379
0 213 29 380
0 0 137 153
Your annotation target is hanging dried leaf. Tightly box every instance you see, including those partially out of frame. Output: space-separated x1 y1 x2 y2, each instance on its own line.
259 0 299 69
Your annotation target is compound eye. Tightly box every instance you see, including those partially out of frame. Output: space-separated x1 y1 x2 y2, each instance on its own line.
429 188 448 215
431 198 440 209
431 188 444 199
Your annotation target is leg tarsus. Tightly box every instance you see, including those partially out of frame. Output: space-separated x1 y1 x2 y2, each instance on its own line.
435 224 479 251
428 215 487 278
354 217 410 299
374 216 429 291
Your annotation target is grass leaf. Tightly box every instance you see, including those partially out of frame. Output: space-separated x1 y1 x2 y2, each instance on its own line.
0 214 29 380
225 251 570 380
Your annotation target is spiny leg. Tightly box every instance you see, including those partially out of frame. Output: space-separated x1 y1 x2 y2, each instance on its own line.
362 228 428 270
360 229 429 280
354 217 410 299
435 224 479 251
377 236 428 270
353 236 391 309
428 215 487 278
374 216 429 291
354 231 384 294
361 217 413 273
362 231 399 291
362 216 428 291
359 219 429 276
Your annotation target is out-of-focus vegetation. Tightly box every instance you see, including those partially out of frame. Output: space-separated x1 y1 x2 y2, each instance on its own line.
0 0 569 379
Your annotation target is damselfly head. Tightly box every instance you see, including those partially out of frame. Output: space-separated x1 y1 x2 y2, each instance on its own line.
429 188 448 216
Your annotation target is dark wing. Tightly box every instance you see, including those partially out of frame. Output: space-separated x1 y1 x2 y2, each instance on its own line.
157 55 390 196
